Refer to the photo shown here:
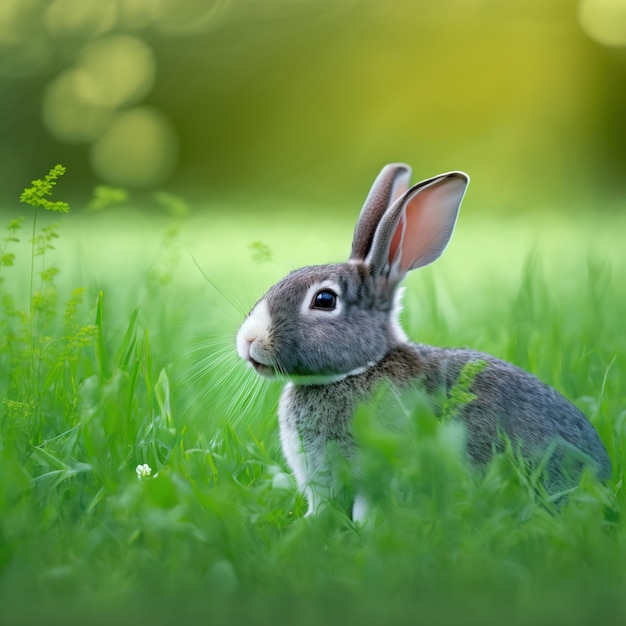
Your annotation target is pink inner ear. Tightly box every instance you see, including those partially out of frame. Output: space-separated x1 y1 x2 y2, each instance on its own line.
389 177 464 272
388 215 404 264
386 178 410 261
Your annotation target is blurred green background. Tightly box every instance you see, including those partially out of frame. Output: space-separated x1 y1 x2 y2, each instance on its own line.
1 0 625 213
1 5 626 623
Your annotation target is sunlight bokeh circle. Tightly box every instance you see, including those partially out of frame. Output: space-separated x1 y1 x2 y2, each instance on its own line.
46 0 117 40
117 0 162 30
76 35 156 108
90 107 179 188
0 0 52 76
578 0 626 46
42 70 113 143
153 0 228 36
0 0 35 46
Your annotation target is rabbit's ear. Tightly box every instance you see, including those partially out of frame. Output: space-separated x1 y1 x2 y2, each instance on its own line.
350 163 412 261
368 172 469 280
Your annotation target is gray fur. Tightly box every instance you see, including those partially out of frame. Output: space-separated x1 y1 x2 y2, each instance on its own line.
262 264 395 377
350 163 411 262
368 172 466 276
237 164 612 517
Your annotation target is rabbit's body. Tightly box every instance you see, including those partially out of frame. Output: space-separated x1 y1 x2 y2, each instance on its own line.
280 343 611 514
237 164 611 517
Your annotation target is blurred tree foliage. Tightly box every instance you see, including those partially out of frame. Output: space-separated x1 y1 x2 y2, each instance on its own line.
0 0 624 213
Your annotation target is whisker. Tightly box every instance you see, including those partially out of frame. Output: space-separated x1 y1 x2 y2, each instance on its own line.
187 250 248 316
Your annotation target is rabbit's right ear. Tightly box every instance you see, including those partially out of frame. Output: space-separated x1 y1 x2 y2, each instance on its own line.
368 171 469 282
350 163 412 262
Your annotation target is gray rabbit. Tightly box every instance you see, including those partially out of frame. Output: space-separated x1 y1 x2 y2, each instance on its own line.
236 163 611 519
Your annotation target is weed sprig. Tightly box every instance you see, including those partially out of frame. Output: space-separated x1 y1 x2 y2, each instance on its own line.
1 166 87 443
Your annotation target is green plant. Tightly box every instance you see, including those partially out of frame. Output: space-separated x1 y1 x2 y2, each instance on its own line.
86 184 128 212
1 166 96 445
0 191 624 626
442 358 488 420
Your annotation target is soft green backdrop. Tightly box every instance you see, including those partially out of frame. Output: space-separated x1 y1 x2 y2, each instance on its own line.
1 0 625 213
1 3 626 624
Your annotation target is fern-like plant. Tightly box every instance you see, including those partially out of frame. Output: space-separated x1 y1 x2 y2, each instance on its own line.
0 165 75 443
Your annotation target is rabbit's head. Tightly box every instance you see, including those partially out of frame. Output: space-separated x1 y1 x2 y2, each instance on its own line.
237 164 469 384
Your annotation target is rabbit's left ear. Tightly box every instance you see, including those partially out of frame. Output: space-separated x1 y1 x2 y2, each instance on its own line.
350 163 412 262
367 172 469 279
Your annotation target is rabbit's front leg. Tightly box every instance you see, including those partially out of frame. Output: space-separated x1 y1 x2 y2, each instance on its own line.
278 384 355 516
278 407 326 515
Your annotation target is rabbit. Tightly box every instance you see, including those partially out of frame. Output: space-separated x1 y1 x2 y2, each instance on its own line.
236 163 612 519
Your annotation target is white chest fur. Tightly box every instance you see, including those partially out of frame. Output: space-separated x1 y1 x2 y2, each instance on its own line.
277 381 359 516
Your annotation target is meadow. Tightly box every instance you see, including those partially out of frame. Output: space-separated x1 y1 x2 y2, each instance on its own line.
1 169 625 625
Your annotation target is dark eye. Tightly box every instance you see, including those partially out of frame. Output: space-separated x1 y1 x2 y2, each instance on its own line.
311 289 337 311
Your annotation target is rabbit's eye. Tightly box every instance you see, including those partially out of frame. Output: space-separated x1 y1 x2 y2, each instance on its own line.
311 289 337 311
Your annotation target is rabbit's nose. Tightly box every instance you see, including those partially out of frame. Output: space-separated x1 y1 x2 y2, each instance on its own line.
236 332 269 365
236 333 277 378
248 338 273 367
236 299 272 362
236 332 253 362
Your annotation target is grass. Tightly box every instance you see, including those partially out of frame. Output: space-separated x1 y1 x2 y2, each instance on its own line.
1 174 625 625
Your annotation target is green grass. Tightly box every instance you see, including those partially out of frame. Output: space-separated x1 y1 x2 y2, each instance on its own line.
1 190 625 625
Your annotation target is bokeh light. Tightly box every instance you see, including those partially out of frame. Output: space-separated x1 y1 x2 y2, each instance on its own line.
77 35 156 108
116 0 162 30
0 0 51 77
0 0 43 47
153 0 228 36
1 0 626 208
89 107 179 188
45 0 117 40
42 70 114 143
578 0 626 46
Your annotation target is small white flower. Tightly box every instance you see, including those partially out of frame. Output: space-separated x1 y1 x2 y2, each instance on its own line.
136 463 152 479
